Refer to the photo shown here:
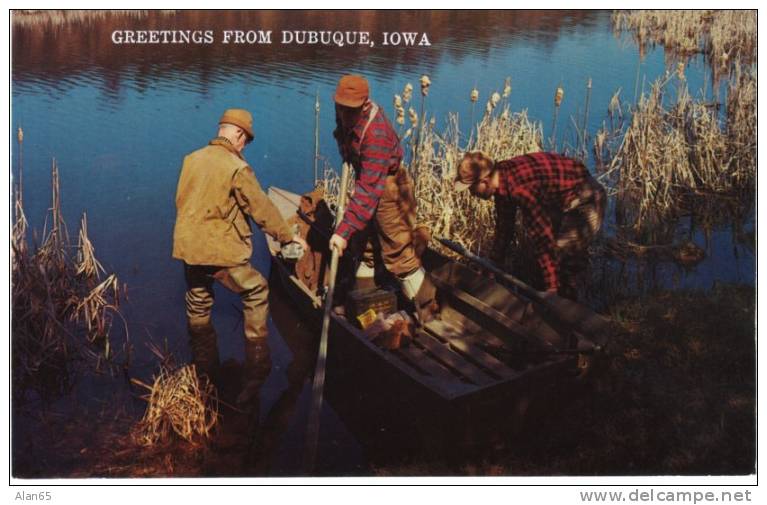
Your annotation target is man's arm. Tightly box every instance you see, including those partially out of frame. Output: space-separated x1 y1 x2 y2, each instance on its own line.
334 131 392 241
232 166 296 245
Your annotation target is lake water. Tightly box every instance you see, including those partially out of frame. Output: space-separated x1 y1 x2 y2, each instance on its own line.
11 10 755 476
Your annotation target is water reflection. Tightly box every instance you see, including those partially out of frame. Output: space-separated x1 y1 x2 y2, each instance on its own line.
13 10 602 97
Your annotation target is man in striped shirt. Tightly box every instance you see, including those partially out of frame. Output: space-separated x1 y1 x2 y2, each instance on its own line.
454 151 606 300
328 75 437 322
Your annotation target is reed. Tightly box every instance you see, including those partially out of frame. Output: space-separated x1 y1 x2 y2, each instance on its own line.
596 72 755 230
612 10 756 82
132 365 219 447
12 157 125 401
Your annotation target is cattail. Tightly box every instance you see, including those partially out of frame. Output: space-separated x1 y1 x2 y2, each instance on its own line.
485 100 493 114
595 130 606 151
500 109 509 121
17 126 23 143
408 107 418 128
491 92 501 107
420 75 431 96
609 91 621 115
554 85 564 107
676 61 686 80
394 94 402 108
403 83 413 103
470 88 479 103
396 107 405 125
502 77 512 98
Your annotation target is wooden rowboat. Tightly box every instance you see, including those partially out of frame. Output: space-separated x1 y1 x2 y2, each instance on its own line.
266 187 612 411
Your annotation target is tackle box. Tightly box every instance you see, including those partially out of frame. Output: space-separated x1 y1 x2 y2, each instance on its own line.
345 287 398 326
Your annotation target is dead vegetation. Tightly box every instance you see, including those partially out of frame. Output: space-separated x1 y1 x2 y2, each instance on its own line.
131 364 219 447
12 151 126 402
612 10 756 80
597 10 756 233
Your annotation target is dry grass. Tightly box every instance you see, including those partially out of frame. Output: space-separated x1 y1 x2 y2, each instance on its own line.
131 365 219 447
75 213 105 279
410 109 541 255
600 11 756 235
596 70 755 230
724 64 756 185
12 157 125 401
612 10 756 81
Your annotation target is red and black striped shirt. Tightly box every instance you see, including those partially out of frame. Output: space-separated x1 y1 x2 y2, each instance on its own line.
494 152 590 291
334 104 403 240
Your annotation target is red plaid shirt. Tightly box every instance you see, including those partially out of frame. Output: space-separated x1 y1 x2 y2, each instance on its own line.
334 103 403 240
494 152 590 291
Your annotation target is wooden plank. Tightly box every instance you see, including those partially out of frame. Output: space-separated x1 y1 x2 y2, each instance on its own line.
424 320 519 381
330 314 476 401
432 275 541 346
268 187 301 219
414 332 496 386
395 345 460 382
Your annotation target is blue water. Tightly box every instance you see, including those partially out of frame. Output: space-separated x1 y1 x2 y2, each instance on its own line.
10 10 755 475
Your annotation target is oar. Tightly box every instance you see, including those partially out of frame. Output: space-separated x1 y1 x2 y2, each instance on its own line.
436 237 610 344
304 162 351 473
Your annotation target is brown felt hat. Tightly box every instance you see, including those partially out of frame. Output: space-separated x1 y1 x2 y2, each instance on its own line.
454 152 494 192
219 108 254 140
334 75 369 108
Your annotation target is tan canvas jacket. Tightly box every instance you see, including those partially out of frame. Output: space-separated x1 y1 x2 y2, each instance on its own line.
172 138 294 266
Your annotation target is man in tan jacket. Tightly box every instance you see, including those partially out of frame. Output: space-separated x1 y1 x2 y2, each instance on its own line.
173 108 306 403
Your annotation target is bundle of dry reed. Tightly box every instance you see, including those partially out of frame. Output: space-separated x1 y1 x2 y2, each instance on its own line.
132 365 218 447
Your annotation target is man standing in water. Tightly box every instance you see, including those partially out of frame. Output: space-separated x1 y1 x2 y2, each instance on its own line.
453 151 606 300
172 108 307 405
327 74 437 324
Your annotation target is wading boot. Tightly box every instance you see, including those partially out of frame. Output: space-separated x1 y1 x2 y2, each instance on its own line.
237 339 272 410
188 322 220 382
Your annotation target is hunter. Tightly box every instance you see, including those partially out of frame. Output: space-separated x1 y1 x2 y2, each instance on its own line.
172 108 307 404
327 74 437 322
454 151 606 300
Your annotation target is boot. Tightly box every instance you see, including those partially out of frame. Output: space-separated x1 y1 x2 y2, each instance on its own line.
236 339 272 408
188 322 220 381
413 272 439 325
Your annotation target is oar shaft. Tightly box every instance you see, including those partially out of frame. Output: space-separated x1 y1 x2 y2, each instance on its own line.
436 237 544 303
304 162 351 473
303 247 339 471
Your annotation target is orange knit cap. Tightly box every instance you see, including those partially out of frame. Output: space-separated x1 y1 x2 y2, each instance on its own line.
334 75 369 108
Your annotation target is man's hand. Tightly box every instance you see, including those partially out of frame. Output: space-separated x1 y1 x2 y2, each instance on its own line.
328 233 348 256
291 234 309 253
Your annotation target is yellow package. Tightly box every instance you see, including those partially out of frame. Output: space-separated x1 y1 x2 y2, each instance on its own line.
356 308 378 329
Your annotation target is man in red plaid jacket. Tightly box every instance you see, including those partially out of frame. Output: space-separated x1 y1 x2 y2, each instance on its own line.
454 151 606 300
328 75 437 323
